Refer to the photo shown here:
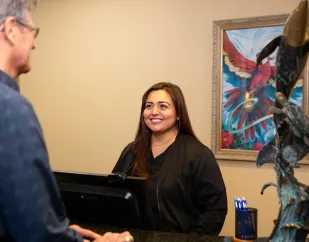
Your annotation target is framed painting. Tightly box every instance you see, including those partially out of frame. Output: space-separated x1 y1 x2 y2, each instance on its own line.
211 14 309 162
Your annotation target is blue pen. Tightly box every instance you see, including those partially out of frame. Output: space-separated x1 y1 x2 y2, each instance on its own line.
234 196 239 210
237 197 243 210
242 197 248 211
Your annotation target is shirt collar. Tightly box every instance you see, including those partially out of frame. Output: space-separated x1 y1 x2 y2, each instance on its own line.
0 69 20 93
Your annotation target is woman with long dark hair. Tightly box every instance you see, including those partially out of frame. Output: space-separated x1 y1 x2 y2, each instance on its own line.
113 82 227 235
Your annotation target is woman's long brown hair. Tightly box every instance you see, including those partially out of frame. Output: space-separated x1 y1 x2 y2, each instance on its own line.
131 82 197 177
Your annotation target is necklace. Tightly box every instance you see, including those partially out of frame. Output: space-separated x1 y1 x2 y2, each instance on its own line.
152 136 172 146
151 132 178 146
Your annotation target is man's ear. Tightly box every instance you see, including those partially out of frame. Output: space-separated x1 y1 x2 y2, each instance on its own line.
3 17 17 44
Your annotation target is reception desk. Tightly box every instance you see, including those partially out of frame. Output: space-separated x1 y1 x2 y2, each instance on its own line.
76 221 271 242
55 172 307 242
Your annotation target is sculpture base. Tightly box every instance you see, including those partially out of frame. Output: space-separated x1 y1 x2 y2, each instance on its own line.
233 237 253 242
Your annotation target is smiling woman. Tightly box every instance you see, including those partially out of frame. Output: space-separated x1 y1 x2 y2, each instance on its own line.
143 89 179 153
112 82 228 235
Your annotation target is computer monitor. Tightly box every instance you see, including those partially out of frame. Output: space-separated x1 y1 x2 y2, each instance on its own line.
53 170 152 230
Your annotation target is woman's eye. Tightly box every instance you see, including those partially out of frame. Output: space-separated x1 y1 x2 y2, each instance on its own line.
145 104 152 109
160 104 167 109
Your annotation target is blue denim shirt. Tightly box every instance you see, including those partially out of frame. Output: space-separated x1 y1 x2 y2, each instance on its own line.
0 70 83 242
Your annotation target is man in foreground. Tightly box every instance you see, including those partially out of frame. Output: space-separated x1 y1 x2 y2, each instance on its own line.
0 1 133 241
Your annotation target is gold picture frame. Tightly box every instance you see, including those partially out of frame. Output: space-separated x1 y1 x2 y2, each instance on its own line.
211 14 309 163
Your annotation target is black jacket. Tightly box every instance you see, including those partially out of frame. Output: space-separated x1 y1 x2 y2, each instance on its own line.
112 133 227 235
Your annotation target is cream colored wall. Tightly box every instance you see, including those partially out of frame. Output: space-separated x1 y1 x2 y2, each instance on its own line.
20 0 309 237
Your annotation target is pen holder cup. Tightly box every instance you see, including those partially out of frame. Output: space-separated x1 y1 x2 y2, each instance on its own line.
235 207 258 241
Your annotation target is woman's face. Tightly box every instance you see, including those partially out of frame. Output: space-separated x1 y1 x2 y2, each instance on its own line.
143 90 178 134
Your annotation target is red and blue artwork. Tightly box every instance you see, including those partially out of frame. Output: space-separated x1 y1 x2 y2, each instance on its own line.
221 27 303 150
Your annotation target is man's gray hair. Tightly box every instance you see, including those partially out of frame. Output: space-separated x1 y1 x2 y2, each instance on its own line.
0 0 37 24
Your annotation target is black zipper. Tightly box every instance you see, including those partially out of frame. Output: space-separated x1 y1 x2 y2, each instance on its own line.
156 182 162 221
